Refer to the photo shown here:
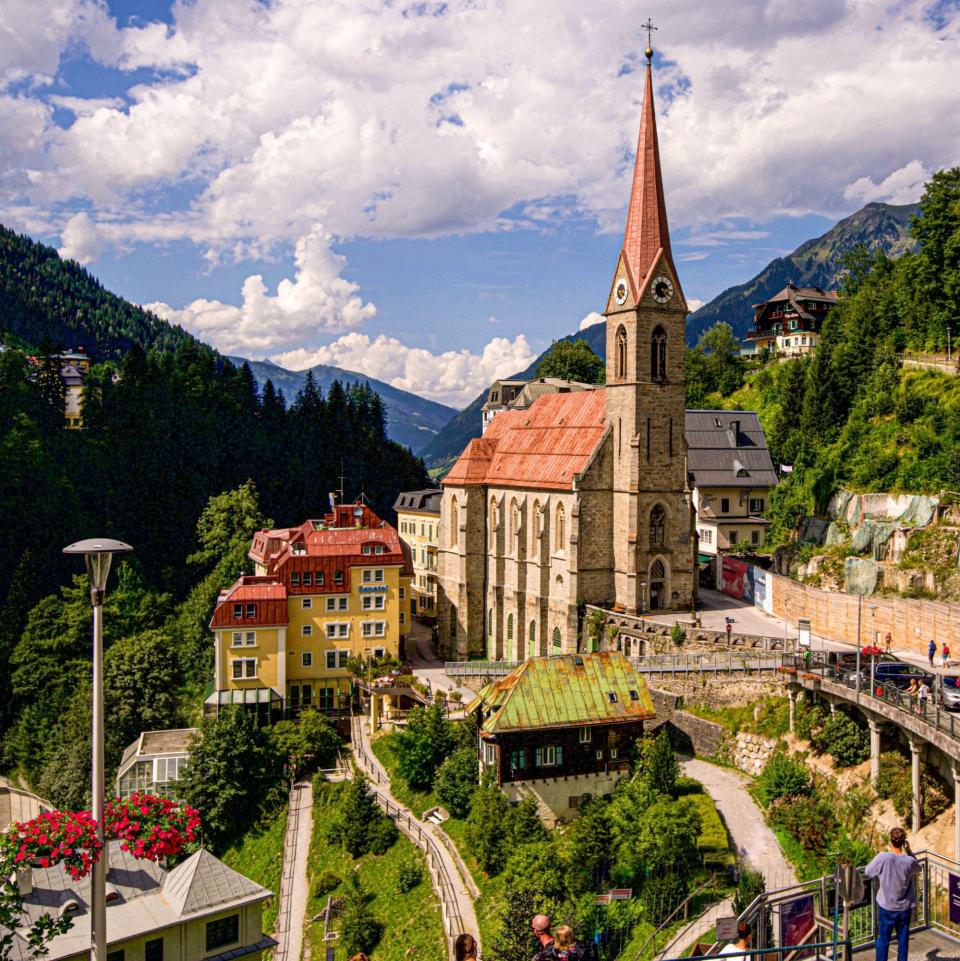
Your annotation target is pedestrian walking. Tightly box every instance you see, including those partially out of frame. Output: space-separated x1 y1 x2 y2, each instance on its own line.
943 643 951 668
918 679 929 716
456 933 479 961
720 922 753 956
864 827 920 961
928 639 936 667
885 632 893 654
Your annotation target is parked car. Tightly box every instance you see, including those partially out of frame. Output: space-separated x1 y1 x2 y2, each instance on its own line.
941 676 960 710
826 650 897 678
847 661 933 691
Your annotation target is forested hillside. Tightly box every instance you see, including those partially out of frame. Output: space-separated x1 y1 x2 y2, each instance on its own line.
700 169 960 541
0 342 428 806
0 225 202 357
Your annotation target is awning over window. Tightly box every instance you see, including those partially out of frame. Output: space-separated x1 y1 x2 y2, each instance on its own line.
204 687 283 707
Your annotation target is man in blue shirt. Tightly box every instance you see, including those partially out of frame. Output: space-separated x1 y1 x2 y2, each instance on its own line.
864 828 920 961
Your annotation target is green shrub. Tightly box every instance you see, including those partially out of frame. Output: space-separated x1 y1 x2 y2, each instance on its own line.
874 752 907 799
314 868 341 899
670 623 687 647
757 753 812 805
434 746 478 819
815 711 869 767
674 776 704 797
795 702 827 743
339 874 382 956
769 795 838 853
397 861 423 893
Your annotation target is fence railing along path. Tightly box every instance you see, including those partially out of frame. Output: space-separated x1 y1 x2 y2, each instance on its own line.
348 713 478 958
445 651 789 681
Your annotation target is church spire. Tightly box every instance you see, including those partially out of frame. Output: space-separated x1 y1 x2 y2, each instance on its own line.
620 46 675 294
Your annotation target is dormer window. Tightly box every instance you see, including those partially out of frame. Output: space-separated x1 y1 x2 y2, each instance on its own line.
245 603 256 617
290 572 300 585
303 571 312 586
233 603 242 618
334 571 344 585
608 692 618 703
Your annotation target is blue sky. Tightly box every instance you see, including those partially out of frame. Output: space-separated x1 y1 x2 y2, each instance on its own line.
2 0 958 405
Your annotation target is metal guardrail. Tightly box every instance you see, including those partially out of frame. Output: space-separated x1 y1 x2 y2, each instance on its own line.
670 850 960 961
786 653 960 745
444 652 790 681
349 714 468 952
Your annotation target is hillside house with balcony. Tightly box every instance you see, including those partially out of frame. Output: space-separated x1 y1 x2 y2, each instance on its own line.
469 652 655 825
745 284 838 357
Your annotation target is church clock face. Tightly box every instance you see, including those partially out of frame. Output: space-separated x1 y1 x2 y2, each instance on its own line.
652 275 674 304
614 278 629 305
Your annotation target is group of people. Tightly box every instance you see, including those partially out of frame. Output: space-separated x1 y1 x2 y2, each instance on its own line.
928 639 952 668
529 915 597 961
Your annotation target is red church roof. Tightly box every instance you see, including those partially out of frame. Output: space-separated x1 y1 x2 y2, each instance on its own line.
621 58 676 296
443 389 608 491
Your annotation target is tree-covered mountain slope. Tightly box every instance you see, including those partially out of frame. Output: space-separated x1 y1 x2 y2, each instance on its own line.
686 202 918 344
235 357 456 455
0 225 204 358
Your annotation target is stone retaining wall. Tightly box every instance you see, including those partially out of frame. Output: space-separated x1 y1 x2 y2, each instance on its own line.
648 687 724 757
732 732 778 777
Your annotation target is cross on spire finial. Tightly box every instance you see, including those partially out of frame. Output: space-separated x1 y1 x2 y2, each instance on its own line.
642 17 657 62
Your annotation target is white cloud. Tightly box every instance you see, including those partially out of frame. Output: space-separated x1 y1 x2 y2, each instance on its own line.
843 160 931 207
686 298 705 312
272 332 535 407
579 311 605 331
58 211 106 264
145 229 375 355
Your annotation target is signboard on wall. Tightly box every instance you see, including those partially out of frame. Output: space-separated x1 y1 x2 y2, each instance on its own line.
779 893 815 958
949 873 960 924
798 618 811 649
721 557 753 602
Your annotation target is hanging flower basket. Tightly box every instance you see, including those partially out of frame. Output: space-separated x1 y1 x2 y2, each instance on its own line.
2 810 101 881
104 792 201 861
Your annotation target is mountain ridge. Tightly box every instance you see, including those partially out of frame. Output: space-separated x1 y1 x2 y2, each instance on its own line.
685 201 918 344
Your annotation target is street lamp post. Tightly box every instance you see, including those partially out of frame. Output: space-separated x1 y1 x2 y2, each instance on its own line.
640 581 647 617
63 538 133 961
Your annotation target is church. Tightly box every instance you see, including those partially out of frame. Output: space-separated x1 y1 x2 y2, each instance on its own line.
437 48 696 660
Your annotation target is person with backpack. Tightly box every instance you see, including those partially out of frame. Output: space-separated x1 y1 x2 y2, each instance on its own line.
943 643 951 668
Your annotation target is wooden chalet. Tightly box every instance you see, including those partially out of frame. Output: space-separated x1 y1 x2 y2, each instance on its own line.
745 283 838 357
469 652 656 824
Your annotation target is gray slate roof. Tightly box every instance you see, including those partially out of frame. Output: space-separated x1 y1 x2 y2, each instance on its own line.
685 410 778 489
164 848 267 917
393 488 443 513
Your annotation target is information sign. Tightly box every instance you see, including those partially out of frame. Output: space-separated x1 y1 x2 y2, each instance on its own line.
779 893 815 959
594 894 611 905
716 917 740 941
608 888 632 900
949 873 960 925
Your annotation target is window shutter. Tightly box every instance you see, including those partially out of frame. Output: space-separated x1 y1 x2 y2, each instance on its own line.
535 747 542 767
556 745 563 766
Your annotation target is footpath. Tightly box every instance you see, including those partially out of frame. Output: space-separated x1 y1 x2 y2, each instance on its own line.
272 778 314 961
655 759 798 960
350 714 481 957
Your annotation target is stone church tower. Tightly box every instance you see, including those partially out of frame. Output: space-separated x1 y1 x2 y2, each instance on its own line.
603 50 695 614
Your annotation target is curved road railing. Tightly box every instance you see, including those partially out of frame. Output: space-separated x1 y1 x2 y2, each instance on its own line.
349 713 469 952
784 653 960 748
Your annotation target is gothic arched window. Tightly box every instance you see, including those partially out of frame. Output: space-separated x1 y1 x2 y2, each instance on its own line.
488 608 493 638
616 325 628 380
651 325 667 380
450 497 459 547
510 498 520 540
650 504 666 546
531 500 541 557
555 504 566 550
489 497 498 548
507 614 514 641
529 620 536 644
552 627 562 650
650 559 665 580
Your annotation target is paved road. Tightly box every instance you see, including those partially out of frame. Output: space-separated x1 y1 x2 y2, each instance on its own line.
272 779 314 961
683 758 798 892
407 618 474 702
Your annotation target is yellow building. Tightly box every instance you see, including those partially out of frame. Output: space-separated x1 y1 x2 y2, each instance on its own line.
394 488 442 621
207 502 414 720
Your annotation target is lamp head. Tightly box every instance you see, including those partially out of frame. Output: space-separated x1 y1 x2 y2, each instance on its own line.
63 538 133 596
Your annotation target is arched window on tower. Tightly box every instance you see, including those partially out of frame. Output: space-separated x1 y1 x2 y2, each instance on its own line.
510 498 520 540
650 504 666 546
507 614 514 641
450 496 459 548
555 504 566 551
531 500 541 557
616 325 628 380
489 498 498 548
651 325 667 380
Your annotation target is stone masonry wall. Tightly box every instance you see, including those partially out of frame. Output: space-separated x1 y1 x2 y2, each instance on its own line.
648 687 724 757
731 732 778 777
